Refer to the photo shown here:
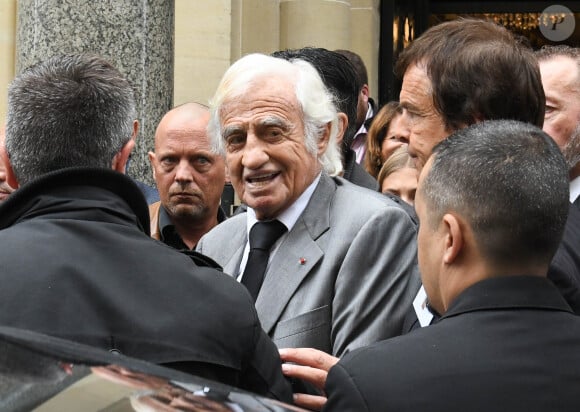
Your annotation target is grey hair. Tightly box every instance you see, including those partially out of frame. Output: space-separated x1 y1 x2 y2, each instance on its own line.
6 53 136 185
422 120 569 267
208 53 343 176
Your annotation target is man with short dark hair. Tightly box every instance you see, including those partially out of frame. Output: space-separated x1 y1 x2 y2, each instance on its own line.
334 49 376 164
148 102 226 250
324 120 580 412
0 53 292 401
272 47 378 190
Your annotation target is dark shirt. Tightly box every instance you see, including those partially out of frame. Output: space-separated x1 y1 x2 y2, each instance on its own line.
158 205 227 250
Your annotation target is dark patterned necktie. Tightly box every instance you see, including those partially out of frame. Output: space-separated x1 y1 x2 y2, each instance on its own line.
241 220 287 301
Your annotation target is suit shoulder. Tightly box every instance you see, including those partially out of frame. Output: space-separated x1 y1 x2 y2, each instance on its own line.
332 176 413 219
202 212 245 240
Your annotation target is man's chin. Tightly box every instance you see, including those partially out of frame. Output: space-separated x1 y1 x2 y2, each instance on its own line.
167 203 206 220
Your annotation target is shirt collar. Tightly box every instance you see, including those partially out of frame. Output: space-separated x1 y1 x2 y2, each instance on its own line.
246 173 321 234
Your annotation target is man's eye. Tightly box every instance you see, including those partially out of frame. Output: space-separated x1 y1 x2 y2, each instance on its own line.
545 106 556 115
226 134 245 146
161 157 176 166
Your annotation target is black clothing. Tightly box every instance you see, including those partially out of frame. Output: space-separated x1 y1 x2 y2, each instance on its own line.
547 203 580 313
326 276 580 412
342 149 379 191
0 167 292 402
158 204 226 251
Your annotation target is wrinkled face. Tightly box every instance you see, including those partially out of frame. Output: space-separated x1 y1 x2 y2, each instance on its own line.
149 110 225 222
415 158 444 314
399 63 451 172
0 128 15 202
220 76 324 220
381 167 418 206
380 114 410 162
540 56 580 169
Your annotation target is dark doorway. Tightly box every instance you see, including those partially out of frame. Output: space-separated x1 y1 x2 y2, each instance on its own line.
379 0 580 104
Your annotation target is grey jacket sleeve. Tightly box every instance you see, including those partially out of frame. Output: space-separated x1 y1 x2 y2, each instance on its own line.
332 206 421 356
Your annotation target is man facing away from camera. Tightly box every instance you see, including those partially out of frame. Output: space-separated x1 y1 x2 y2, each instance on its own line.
0 53 291 402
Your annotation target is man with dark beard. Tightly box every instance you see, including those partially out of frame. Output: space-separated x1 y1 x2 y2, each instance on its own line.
149 103 227 250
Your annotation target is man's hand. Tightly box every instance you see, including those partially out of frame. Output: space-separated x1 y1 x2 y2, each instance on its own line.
279 348 339 411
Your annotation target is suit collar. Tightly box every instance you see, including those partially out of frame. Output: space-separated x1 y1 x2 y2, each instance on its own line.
442 275 572 321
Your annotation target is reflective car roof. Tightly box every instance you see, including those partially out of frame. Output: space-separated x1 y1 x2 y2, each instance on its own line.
0 326 306 412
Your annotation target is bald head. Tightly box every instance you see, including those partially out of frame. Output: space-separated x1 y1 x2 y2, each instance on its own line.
149 102 225 243
154 102 210 150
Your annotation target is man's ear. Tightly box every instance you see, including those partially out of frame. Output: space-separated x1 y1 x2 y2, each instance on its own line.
316 120 333 157
334 113 349 149
112 120 139 173
442 213 464 264
360 84 370 102
112 139 135 173
2 148 19 189
148 151 157 180
132 120 139 140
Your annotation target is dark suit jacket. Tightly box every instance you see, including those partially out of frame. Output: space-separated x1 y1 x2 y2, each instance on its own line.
547 203 580 313
326 276 580 412
325 276 580 412
198 173 420 356
342 149 379 191
0 168 292 402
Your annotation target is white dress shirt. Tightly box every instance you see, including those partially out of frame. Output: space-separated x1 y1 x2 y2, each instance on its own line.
237 173 321 281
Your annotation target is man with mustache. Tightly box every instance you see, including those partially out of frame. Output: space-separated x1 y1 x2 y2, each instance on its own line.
149 103 227 250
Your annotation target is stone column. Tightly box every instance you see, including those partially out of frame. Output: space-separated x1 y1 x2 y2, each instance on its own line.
16 0 174 185
231 0 280 60
174 0 231 107
0 0 17 124
280 0 351 50
350 0 381 102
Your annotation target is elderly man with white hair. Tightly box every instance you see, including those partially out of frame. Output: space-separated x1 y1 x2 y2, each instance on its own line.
197 53 420 357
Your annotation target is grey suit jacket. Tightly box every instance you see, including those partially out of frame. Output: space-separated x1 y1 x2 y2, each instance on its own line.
198 174 421 356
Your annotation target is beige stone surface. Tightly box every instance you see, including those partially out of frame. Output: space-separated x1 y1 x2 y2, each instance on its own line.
280 0 351 50
232 0 279 60
0 0 16 124
174 0 232 107
348 0 380 101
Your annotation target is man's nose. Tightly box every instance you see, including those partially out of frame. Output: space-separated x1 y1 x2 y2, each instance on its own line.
174 160 194 182
241 135 269 169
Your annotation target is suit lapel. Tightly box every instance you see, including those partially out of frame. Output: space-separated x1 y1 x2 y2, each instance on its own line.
255 174 335 334
219 220 247 278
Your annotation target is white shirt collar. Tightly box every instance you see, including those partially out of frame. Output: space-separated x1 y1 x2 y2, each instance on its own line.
237 173 322 280
246 172 321 233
